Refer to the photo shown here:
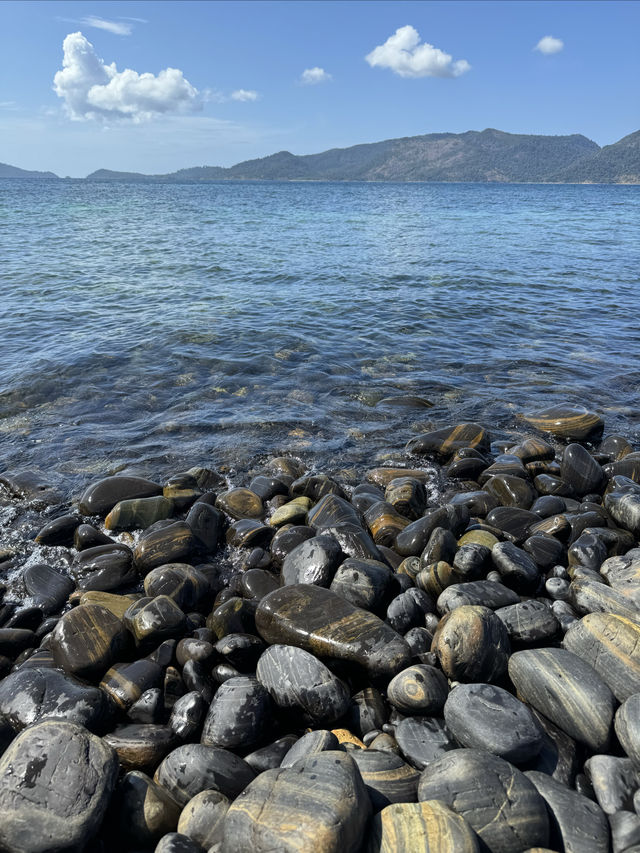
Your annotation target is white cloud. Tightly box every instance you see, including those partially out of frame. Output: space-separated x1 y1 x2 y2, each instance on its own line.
53 32 200 122
365 25 470 78
534 35 564 55
231 89 259 101
81 17 132 36
300 67 332 85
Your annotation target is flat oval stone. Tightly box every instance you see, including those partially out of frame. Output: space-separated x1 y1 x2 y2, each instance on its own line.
615 694 640 766
407 423 490 460
484 474 535 509
364 501 410 546
256 644 350 724
386 664 448 716
444 683 542 763
495 600 560 644
0 719 118 853
268 497 311 528
134 522 197 575
201 675 271 750
561 444 606 496
100 658 163 710
72 542 136 592
50 603 130 681
563 612 640 701
169 691 208 739
34 514 80 546
154 743 256 806
0 666 109 732
432 605 511 682
103 723 177 773
290 474 346 501
216 487 264 520
105 495 174 531
127 595 187 650
368 800 480 853
144 563 210 611
491 541 540 592
522 405 604 442
525 770 609 853
281 534 343 587
570 577 640 624
385 477 427 520
330 558 392 612
23 563 75 615
394 508 451 557
78 475 162 516
351 749 420 811
256 584 411 678
308 493 361 529
394 716 457 770
418 749 550 853
220 751 371 853
508 647 615 751
437 580 520 613
177 789 230 850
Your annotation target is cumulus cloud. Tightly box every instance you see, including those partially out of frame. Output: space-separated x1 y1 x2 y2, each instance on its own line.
300 67 332 85
53 32 200 122
366 25 470 78
534 35 564 55
231 89 258 101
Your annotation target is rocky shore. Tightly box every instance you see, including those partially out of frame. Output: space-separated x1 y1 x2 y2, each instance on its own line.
1 402 640 852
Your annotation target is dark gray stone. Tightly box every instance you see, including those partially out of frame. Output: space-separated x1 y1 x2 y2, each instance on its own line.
200 676 271 750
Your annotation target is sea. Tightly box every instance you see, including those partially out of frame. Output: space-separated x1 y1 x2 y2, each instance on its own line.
1 179 639 497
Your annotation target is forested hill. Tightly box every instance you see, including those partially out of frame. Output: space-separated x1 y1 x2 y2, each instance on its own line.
550 131 640 184
0 162 59 179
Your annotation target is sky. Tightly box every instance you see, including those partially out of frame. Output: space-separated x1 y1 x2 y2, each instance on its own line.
0 0 639 177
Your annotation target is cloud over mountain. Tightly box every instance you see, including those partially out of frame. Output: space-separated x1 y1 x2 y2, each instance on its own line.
53 32 200 122
366 25 470 78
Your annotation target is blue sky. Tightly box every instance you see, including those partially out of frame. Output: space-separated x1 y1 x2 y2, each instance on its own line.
1 0 638 176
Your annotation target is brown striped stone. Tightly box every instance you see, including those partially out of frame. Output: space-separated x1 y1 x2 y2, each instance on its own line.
521 405 604 442
367 801 480 853
407 423 490 460
50 604 130 681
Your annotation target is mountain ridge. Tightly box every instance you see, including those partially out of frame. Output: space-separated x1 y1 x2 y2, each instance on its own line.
3 128 639 183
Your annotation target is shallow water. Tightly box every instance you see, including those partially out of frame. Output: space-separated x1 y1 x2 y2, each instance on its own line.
1 179 639 494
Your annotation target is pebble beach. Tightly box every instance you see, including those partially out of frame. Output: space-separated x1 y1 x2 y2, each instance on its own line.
1 401 640 852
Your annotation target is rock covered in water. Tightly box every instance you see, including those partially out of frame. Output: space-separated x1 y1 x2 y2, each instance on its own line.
521 404 604 442
78 475 162 516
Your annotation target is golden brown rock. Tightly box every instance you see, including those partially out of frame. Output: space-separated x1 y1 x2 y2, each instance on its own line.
367 801 480 853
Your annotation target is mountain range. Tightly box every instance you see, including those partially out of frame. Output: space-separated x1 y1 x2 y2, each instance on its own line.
2 128 639 184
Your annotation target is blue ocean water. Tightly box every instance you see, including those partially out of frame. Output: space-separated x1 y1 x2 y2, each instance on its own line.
1 179 639 492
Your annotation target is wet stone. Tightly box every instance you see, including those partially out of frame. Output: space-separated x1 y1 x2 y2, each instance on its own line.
605 488 640 537
114 770 182 848
73 523 113 551
450 490 500 517
215 633 264 671
386 664 448 716
23 562 74 614
484 474 536 509
239 568 280 601
386 588 434 634
563 612 640 702
367 800 480 853
308 493 361 530
330 557 392 613
154 743 256 807
570 577 640 623
615 694 640 766
385 477 428 520
0 665 109 732
255 583 411 678
78 475 162 517
144 564 210 612
104 723 178 773
220 751 371 853
134 521 198 575
225 518 275 549
0 719 119 853
451 543 491 579
525 770 609 853
522 404 604 442
177 789 230 851
207 596 257 639
437 580 520 613
508 647 615 752
34 513 79 546
444 683 543 763
128 687 164 724
216 487 264 521
201 675 271 750
269 497 311 528
418 749 550 853
290 473 347 501
561 443 606 496
364 501 410 547
50 603 130 681
269 524 315 565
601 552 640 607
72 542 136 592
367 468 432 488
495 599 561 644
79 590 137 620
256 644 350 724
243 735 299 774
432 605 511 682
394 716 457 770
127 595 187 651
105 495 174 531
351 749 420 811
100 658 163 711
185 501 224 554
523 533 565 569
280 729 340 769
492 541 540 592
394 507 451 557
422 526 458 566
281 534 343 587
407 423 491 460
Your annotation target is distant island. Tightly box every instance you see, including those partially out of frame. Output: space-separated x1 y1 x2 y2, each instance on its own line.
2 128 639 184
